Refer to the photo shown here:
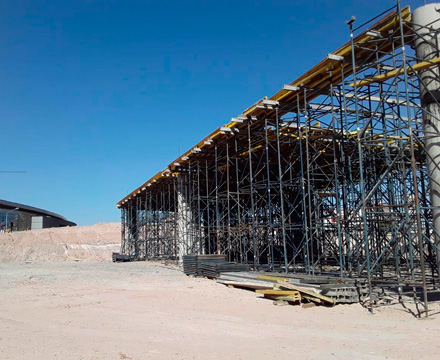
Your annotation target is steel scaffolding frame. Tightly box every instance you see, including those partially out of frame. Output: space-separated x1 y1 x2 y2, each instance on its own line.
117 2 440 313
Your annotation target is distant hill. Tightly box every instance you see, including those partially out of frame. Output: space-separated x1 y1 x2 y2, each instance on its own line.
0 223 120 262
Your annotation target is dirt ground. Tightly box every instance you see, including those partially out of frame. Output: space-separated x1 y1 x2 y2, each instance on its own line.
0 260 439 360
0 224 439 359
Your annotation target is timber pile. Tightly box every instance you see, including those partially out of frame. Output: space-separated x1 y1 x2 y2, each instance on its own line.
216 271 369 306
183 260 371 306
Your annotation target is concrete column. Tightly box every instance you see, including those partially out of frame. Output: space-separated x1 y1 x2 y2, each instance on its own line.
413 4 440 273
177 174 193 266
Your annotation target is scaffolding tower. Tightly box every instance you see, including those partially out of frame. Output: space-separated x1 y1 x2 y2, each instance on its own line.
117 2 440 314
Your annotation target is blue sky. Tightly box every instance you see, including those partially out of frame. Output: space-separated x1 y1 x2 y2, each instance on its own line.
0 0 425 225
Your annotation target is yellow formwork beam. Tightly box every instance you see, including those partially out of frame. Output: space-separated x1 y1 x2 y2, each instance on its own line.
352 56 440 87
117 6 413 206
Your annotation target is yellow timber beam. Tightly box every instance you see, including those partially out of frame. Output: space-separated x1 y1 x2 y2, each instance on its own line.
352 56 440 87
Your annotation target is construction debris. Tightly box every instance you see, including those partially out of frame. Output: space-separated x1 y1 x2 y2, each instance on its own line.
112 252 132 262
276 280 335 306
210 271 375 308
181 262 382 308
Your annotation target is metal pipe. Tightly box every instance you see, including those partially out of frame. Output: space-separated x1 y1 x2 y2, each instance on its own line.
248 120 257 269
348 17 373 313
264 115 275 270
275 107 289 272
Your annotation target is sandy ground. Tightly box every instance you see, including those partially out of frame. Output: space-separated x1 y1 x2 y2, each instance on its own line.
0 224 439 359
1 261 439 360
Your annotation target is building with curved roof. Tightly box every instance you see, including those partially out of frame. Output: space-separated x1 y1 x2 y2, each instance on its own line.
0 199 76 232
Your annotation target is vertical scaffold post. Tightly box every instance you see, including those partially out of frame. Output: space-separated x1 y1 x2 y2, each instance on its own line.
275 106 289 272
264 113 275 270
248 120 257 269
347 15 373 312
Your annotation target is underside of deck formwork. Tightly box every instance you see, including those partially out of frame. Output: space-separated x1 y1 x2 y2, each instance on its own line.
117 2 440 313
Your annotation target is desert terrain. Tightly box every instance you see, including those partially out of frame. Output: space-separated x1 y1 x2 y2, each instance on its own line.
0 224 439 360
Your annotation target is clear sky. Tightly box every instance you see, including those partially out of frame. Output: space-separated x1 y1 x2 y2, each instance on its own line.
0 0 426 225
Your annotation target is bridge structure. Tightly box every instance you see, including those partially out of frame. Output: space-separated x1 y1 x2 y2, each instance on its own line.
117 2 440 313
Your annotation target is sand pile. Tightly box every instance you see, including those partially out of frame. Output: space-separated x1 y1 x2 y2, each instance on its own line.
0 222 121 262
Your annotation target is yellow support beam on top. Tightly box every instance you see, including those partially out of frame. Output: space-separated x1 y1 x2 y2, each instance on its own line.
117 6 413 206
351 56 440 87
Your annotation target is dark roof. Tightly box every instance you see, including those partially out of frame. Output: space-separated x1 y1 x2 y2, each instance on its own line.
0 199 68 221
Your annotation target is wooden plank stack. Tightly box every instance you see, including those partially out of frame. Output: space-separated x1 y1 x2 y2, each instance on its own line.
215 271 368 307
183 262 370 307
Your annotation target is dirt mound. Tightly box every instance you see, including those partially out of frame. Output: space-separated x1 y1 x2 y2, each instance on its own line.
0 222 121 262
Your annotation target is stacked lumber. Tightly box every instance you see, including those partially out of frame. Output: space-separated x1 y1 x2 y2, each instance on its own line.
215 271 368 306
274 280 335 306
257 273 367 304
184 263 370 306
216 272 274 290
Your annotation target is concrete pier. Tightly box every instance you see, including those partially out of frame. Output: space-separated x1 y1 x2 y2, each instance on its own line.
413 3 440 275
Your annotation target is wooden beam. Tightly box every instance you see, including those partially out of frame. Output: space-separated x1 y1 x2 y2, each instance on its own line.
352 56 440 88
277 280 336 305
256 289 301 296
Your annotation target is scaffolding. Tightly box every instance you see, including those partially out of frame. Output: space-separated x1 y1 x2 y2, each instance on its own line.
117 2 440 314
